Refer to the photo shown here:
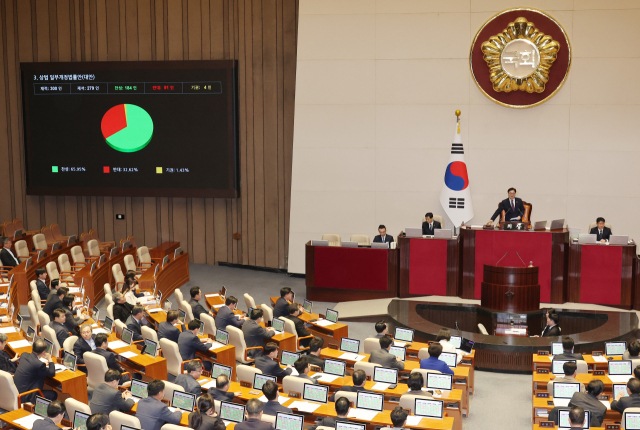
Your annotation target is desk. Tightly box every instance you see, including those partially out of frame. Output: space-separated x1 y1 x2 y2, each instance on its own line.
305 242 399 302
398 235 460 298
532 354 623 373
73 247 136 306
532 395 620 425
0 409 46 430
568 242 636 307
107 333 168 380
138 252 190 299
150 242 180 260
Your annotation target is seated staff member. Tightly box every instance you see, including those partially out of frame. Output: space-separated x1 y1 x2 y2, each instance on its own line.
46 279 60 300
590 217 612 243
91 333 142 383
436 328 463 364
611 378 640 413
547 362 586 394
158 310 185 344
188 393 222 430
49 308 70 347
554 337 584 361
14 339 57 402
532 311 560 338
0 333 18 374
174 359 204 396
550 380 607 427
330 369 366 402
262 380 292 415
373 225 394 244
566 407 586 430
486 187 525 225
209 374 242 402
125 305 149 342
307 337 325 371
283 303 312 348
89 369 135 415
189 286 213 320
214 296 245 331
112 292 134 323
255 342 293 378
369 335 404 371
374 321 388 338
62 293 89 334
419 343 453 375
422 213 441 235
242 308 275 359
273 287 303 320
35 267 50 300
235 399 272 430
178 319 214 372
136 379 183 430
32 400 66 430
312 397 352 430
74 324 97 364
0 236 19 267
624 340 640 360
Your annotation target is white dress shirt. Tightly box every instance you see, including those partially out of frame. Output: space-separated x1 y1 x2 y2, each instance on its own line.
439 339 463 363
4 249 18 265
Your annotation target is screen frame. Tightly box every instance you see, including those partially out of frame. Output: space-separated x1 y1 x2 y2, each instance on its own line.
302 383 328 404
355 391 384 412
171 389 196 412
626 412 640 430
339 337 360 354
323 359 346 377
606 341 627 356
220 401 245 423
426 372 453 391
609 360 632 375
275 412 305 430
373 366 398 385
414 398 444 419
253 373 277 390
131 378 149 399
73 410 91 430
215 328 229 345
553 382 581 399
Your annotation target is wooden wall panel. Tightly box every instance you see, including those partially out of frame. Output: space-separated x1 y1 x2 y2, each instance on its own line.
0 0 298 270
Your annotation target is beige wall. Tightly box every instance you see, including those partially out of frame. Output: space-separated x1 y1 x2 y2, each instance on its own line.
288 0 640 274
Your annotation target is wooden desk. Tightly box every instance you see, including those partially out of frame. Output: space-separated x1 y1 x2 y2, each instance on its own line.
0 408 46 430
150 242 181 260
532 372 613 395
138 252 190 300
532 396 620 425
130 402 191 426
532 354 622 373
107 333 168 380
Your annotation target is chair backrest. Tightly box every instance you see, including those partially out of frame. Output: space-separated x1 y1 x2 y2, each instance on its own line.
333 390 357 405
244 293 256 312
84 352 109 388
259 304 273 324
63 336 79 355
87 240 100 258
410 368 441 380
159 338 183 377
65 397 91 421
30 280 38 292
354 361 380 379
107 303 114 320
80 233 90 251
33 234 47 251
12 219 23 231
162 380 184 402
576 360 588 374
45 262 61 284
142 325 159 343
349 235 370 246
28 301 39 332
71 246 85 265
114 320 126 336
51 224 65 241
174 289 184 305
14 240 28 260
112 264 124 285
123 255 136 272
42 325 61 357
399 394 422 413
321 234 341 247
363 338 381 355
137 246 151 264
161 425 186 430
0 370 19 411
31 290 42 311
282 376 310 396
237 364 262 384
58 253 72 272
261 415 276 425
3 222 15 239
109 411 141 430
499 201 533 223
417 348 430 360
127 236 137 249
104 283 112 297
588 221 613 232
89 229 99 242
478 323 489 335
38 310 50 327
200 313 217 336
227 326 248 363
42 226 55 244
180 300 194 323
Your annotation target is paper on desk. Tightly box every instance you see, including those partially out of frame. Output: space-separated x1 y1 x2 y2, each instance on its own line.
289 401 321 413
13 414 44 429
212 304 224 309
119 351 138 358
313 319 334 327
317 374 340 383
0 294 7 300
93 328 109 335
205 293 220 298
273 330 284 336
139 300 156 306
338 353 365 361
91 323 98 328
75 297 82 303
0 326 17 333
167 406 178 413
393 341 407 347
289 367 299 376
208 341 227 350
608 375 633 383
223 421 233 427
592 356 608 363
198 378 210 385
202 380 217 389
505 328 526 335
405 416 423 426
68 287 80 293
347 408 378 421
143 291 151 296
9 339 31 349
147 308 163 313
371 382 390 391
54 364 67 372
0 303 8 309
107 340 129 349
258 395 289 404
130 396 141 403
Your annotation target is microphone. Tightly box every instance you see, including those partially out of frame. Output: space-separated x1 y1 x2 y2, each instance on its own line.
455 321 459 331
516 252 526 267
496 252 508 266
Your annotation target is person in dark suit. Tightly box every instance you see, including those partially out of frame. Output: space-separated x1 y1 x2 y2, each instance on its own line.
0 333 19 374
538 308 555 337
554 337 584 361
418 342 453 375
487 187 526 224
273 287 303 320
209 374 242 402
375 321 388 338
283 303 312 348
91 333 140 383
112 292 134 323
214 296 245 331
86 413 110 430
330 369 366 401
242 308 275 359
235 399 275 430
550 380 607 427
404 373 433 397
34 267 50 301
43 287 67 321
89 369 135 415
62 294 89 335
46 279 60 300
422 212 442 235
74 324 97 365
189 287 213 321
623 340 640 360
262 380 292 416
255 343 293 379
590 217 612 243
49 308 70 347
542 312 561 337
32 400 66 430
373 225 394 244
136 379 183 430
14 339 57 402
158 310 185 344
174 360 204 396
313 397 352 429
389 406 409 430
307 337 325 371
546 362 586 394
370 335 405 371
293 357 317 385
0 237 20 268
125 305 147 341
611 378 640 414
178 319 214 372
188 393 223 430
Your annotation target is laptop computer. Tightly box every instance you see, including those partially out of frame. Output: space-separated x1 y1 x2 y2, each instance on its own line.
325 309 339 324
311 240 329 247
394 327 414 344
130 379 148 401
73 410 90 430
43 338 54 355
215 329 229 345
614 383 628 400
373 366 398 389
272 318 286 334
553 382 581 407
142 339 158 357
415 398 444 419
439 352 457 368
63 351 77 372
558 408 590 429
336 422 366 430
389 346 406 362
550 219 565 230
103 316 114 333
212 363 233 379
606 342 627 356
220 401 246 424
303 383 328 404
275 412 304 430
427 373 453 391
34 395 51 417
578 234 597 244
434 229 452 239
356 391 384 412
552 360 576 375
177 309 186 323
121 240 130 251
25 326 35 342
171 390 196 412
324 359 346 377
405 228 422 238
341 241 358 248
254 374 277 390
280 350 299 367
198 321 205 336
533 221 547 230
610 235 629 245
174 247 184 258
339 337 360 354
608 360 633 383
122 426 141 430
625 412 640 430
303 300 313 314
551 342 564 356
371 242 389 249
121 328 134 346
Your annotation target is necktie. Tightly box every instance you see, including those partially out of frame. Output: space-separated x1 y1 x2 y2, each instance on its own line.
430 223 433 231
600 230 602 236
511 200 515 211
382 236 385 243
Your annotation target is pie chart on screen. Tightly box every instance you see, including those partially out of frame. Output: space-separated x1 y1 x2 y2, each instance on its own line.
101 104 153 152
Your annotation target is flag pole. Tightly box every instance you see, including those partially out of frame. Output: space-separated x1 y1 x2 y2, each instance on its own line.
453 109 461 237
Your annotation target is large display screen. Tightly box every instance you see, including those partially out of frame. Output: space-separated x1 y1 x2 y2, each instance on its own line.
21 60 238 197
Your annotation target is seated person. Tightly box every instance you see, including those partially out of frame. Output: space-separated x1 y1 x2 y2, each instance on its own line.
422 212 441 235
178 320 214 372
611 377 640 413
89 369 135 415
273 287 302 320
625 341 640 360
533 312 560 338
136 379 183 430
35 267 50 300
403 372 432 397
486 187 525 225
283 303 312 348
62 293 89 334
86 413 110 430
564 407 586 430
546 362 586 394
74 324 96 365
49 308 70 347
242 308 275 359
330 369 366 402
550 380 607 427
306 337 325 371
188 393 221 430
369 335 404 371
158 310 185 344
189 287 213 321
46 279 61 300
554 336 584 361
214 296 245 331
313 397 352 429
43 287 67 321
373 225 394 244
91 333 141 383
635 365 640 380
590 217 612 243
389 406 408 430
0 236 19 267
209 374 242 402
14 339 56 402
374 321 388 338
262 380 292 416
174 360 204 396
235 399 272 430
32 400 66 430
436 328 463 364
255 343 293 378
112 292 134 323
0 332 19 374
125 305 150 342
293 357 316 384
419 343 454 375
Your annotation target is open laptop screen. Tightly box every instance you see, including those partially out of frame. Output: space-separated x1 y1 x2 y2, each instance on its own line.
356 391 384 412
215 329 229 345
303 383 328 404
609 360 632 375
559 409 590 429
552 360 575 375
373 367 397 385
280 350 299 367
254 374 277 390
415 398 444 419
551 342 563 356
324 359 346 377
553 383 581 399
171 390 196 412
275 413 304 430
626 412 640 430
220 401 245 423
339 338 359 354
606 342 627 356
325 309 338 323
131 379 148 399
212 363 233 379
34 396 51 417
427 373 453 391
73 411 90 430
395 327 414 343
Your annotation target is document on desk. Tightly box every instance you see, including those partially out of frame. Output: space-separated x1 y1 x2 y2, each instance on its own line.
54 364 67 372
316 374 340 383
313 319 334 327
9 339 32 349
93 328 109 334
393 341 407 347
0 294 7 300
0 326 17 333
288 401 321 413
13 414 44 429
592 356 608 363
601 400 611 409
68 287 80 293
198 378 210 385
405 416 423 426
202 380 217 389
208 341 227 350
147 308 163 313
608 375 633 383
347 408 378 421
371 382 390 391
212 304 224 309
205 294 220 298
119 351 138 359
338 353 366 361
107 340 129 350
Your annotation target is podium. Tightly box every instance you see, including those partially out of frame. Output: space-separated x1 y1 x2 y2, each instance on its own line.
480 264 540 312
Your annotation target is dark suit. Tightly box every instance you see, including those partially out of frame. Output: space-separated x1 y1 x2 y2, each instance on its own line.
263 400 292 416
273 297 290 320
49 320 70 347
14 352 57 403
312 417 353 430
0 350 17 374
63 308 85 334
568 392 607 427
373 235 394 244
89 382 135 414
255 356 292 379
242 320 274 358
296 374 318 385
214 306 244 331
90 349 124 373
283 315 311 348
36 280 50 301
189 298 210 321
125 315 144 341
590 226 612 241
0 248 19 267
542 325 561 337
491 197 525 222
73 335 96 364
235 418 275 430
612 392 640 414
370 348 405 371
178 330 212 372
174 373 202 396
43 295 64 320
422 220 442 236
136 396 183 430
307 354 325 371
210 388 234 402
113 302 133 323
32 417 59 430
554 352 585 361
330 384 365 401
187 413 220 430
158 321 183 344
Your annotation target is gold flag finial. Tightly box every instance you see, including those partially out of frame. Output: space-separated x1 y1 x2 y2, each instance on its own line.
455 110 461 132
455 110 461 119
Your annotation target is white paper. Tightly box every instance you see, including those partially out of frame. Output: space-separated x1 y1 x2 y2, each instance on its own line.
288 401 321 413
608 375 632 383
338 353 365 361
223 421 233 427
130 396 141 403
205 293 220 297
273 330 284 336
93 328 109 335
347 408 378 421
74 297 82 303
167 406 178 413
289 367 299 376
213 304 224 309
208 341 227 351
91 323 98 328
405 416 423 426
202 380 217 389
54 363 67 372
119 351 138 358
108 340 129 349
9 339 31 349
313 319 334 327
317 374 340 383
504 328 526 335
147 308 163 313
68 287 80 293
0 294 7 300
601 400 611 409
0 326 17 333
393 341 407 347
140 300 156 306
593 356 608 363
13 414 44 430
0 303 8 309
371 382 390 391
143 291 151 296
257 395 289 404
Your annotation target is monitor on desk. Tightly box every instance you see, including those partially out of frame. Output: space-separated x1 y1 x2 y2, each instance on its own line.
254 373 277 390
558 408 590 429
609 360 632 376
26 326 35 342
12 229 22 240
303 383 328 404
553 382 581 400
50 241 60 253
324 359 346 377
142 339 158 357
325 309 338 324
215 329 229 345
373 366 398 387
131 379 148 399
198 320 205 336
626 412 640 430
356 391 383 412
92 306 99 322
303 300 313 314
415 398 444 419
103 316 114 333
438 352 456 367
339 337 360 354
154 265 160 277
389 346 406 362
336 422 366 430
341 241 358 248
109 247 120 259
121 240 130 251
280 350 299 367
63 351 77 372
220 401 245 423
174 247 184 259
34 395 51 417
311 240 329 247
212 363 233 379
16 314 22 331
614 383 628 400
73 410 90 430
171 390 196 412
552 360 576 375
162 255 170 268
434 229 452 239
449 335 462 349
606 342 627 356
394 327 414 343
550 219 565 230
610 235 629 245
272 318 285 333
370 242 389 249
121 328 134 345
67 235 77 246
578 234 597 244
178 309 186 323
275 412 304 430
551 342 563 356
43 337 53 355
405 227 422 238
427 373 453 391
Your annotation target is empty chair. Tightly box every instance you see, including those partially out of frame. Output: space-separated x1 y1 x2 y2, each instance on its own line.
350 235 370 246
0 369 22 410
333 390 357 404
50 223 69 242
321 234 341 247
80 233 91 253
282 318 313 352
2 222 15 239
363 338 381 355
107 303 114 320
161 380 184 402
142 326 159 344
14 240 29 262
14 218 39 236
109 411 141 430
354 361 380 380
41 325 61 357
32 234 48 252
478 323 489 335
123 254 139 276
37 310 50 327
46 261 74 286
111 264 126 291
282 375 308 396
576 360 588 374
126 236 137 249
70 246 87 268
227 326 256 364
31 290 43 310
90 229 115 253
136 246 153 269
84 352 109 388
28 301 39 333
42 226 56 245
114 320 126 336
237 364 262 385
399 393 422 413
104 283 112 297
65 397 91 421
174 289 184 306
159 338 183 378
58 253 82 276
63 336 78 356
244 293 256 312
86 240 102 262
259 304 273 325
